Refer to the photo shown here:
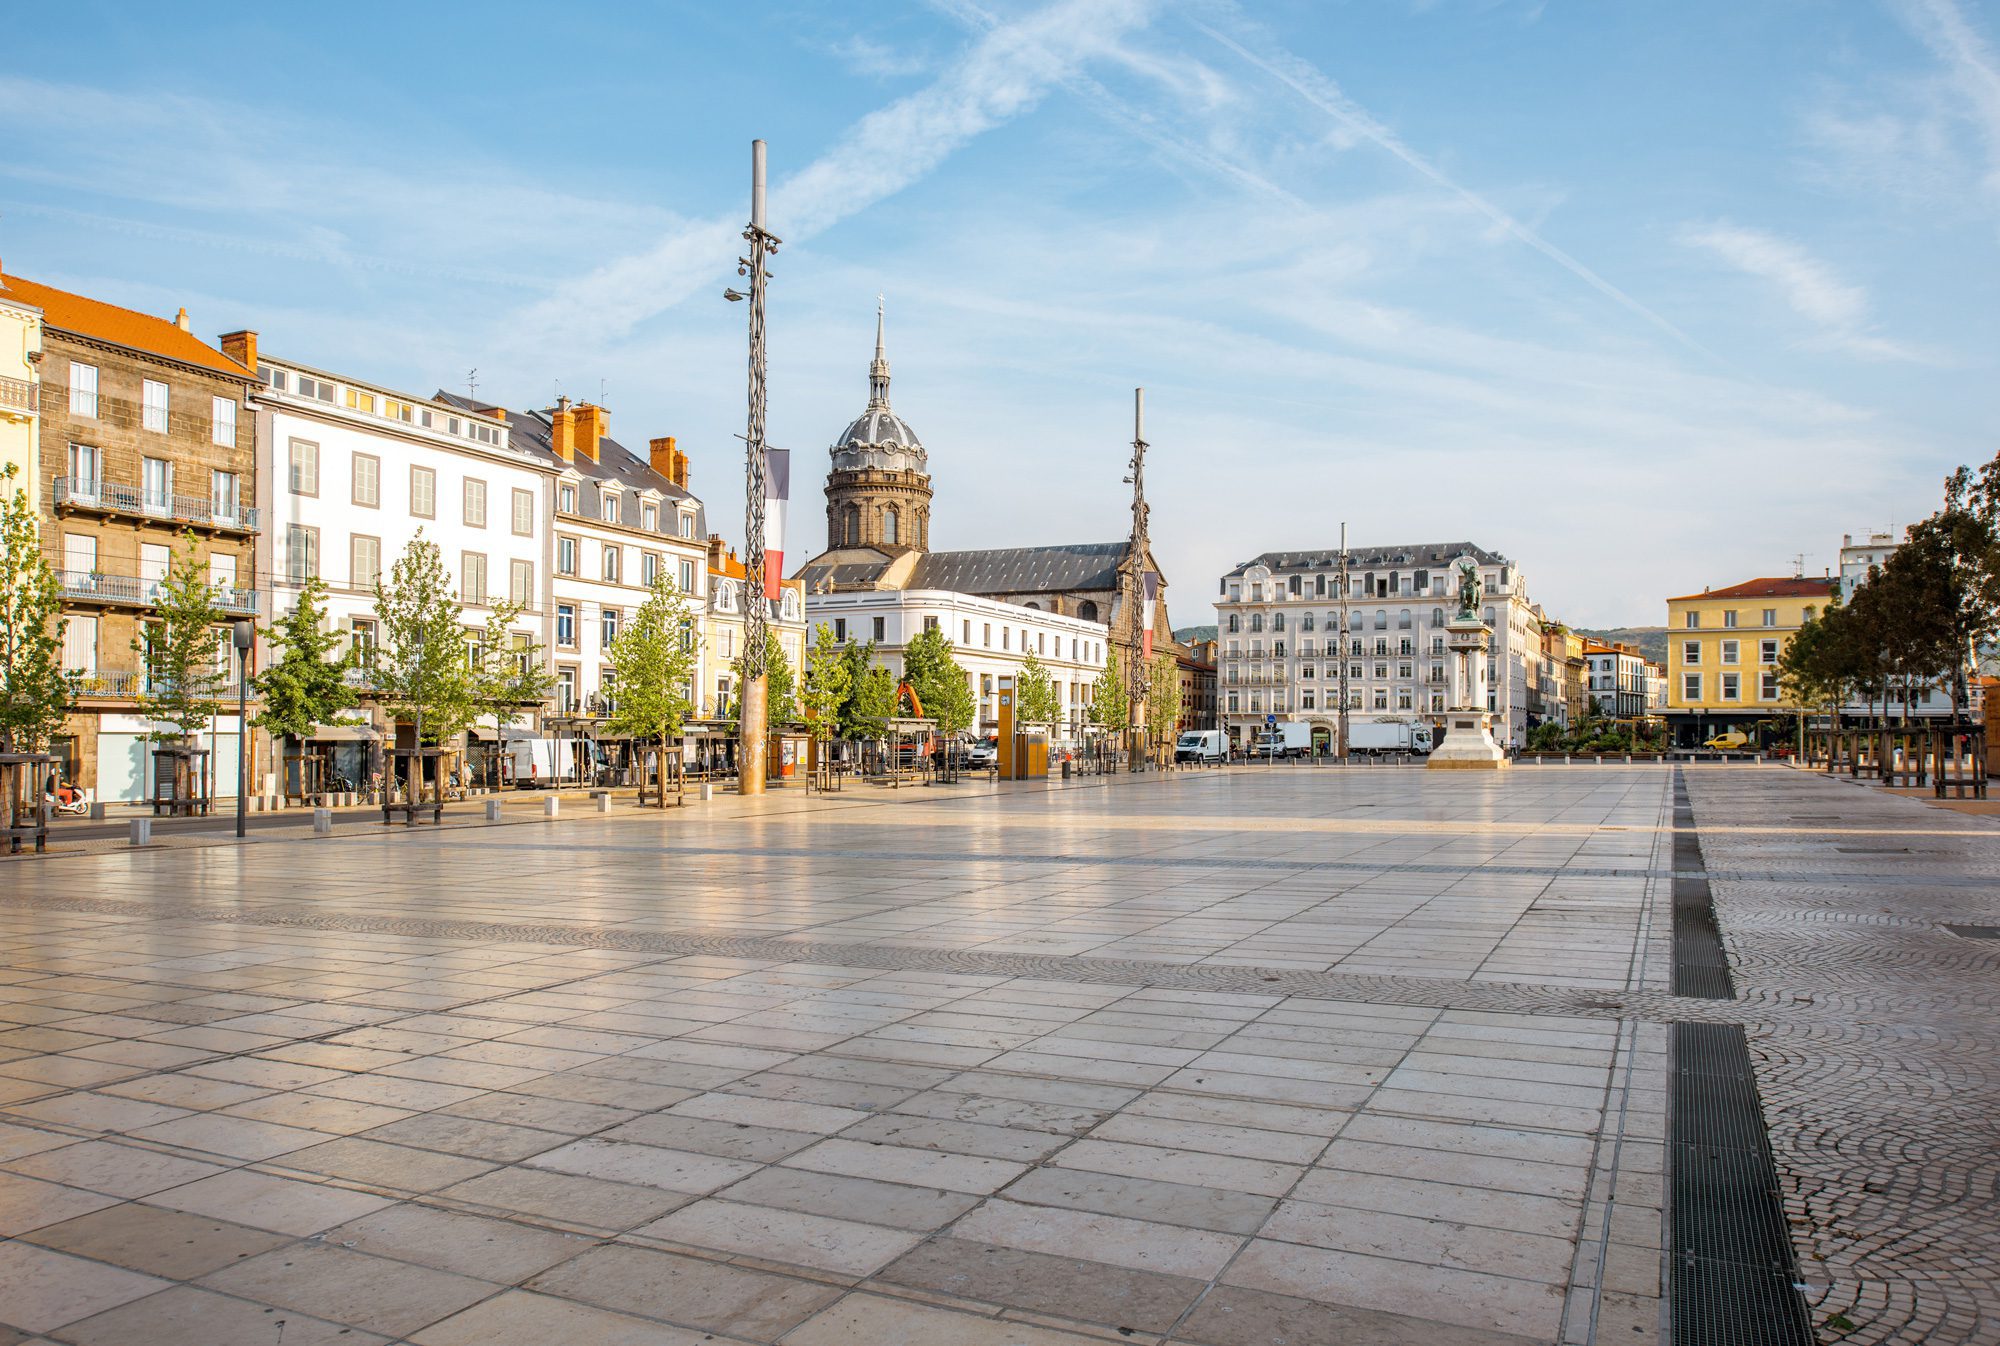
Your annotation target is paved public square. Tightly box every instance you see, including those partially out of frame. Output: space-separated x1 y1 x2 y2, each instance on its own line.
0 765 1992 1345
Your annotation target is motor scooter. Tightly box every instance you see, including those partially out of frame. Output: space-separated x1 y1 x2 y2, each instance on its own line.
49 786 90 817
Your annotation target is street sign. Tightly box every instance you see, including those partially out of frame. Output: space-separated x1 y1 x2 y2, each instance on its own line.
1265 714 1276 725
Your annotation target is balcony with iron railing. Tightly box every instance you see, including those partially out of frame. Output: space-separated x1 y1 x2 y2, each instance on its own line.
55 569 258 616
71 670 144 699
0 375 33 417
53 477 260 533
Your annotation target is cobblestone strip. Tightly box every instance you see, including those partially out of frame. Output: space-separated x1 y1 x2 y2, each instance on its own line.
1688 771 2000 1346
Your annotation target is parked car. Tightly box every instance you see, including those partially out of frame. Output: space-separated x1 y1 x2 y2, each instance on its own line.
966 737 998 768
1703 731 1751 751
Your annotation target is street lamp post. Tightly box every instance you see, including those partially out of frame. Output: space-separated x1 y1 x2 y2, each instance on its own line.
1337 522 1350 761
411 627 426 805
233 620 253 838
731 139 779 796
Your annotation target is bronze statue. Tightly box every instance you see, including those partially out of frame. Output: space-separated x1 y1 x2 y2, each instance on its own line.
1456 560 1481 619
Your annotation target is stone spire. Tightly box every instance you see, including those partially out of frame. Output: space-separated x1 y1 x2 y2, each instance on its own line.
867 295 891 410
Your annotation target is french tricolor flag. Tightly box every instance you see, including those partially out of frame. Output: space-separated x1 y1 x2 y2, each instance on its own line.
763 447 789 599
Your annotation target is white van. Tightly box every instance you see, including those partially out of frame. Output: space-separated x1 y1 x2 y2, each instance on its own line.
1175 729 1226 763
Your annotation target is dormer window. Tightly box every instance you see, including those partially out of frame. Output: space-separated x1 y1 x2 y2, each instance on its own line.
559 484 577 513
601 493 618 523
642 504 658 532
679 513 694 539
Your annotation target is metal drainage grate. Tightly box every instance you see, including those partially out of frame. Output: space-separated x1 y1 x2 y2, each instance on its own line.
1671 770 1735 1001
1834 846 1911 855
1944 924 2000 940
1670 1022 1814 1346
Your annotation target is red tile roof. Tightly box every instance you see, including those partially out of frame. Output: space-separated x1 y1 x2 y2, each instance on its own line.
0 271 250 379
1667 576 1836 602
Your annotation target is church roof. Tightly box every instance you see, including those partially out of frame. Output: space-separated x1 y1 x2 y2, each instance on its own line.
909 542 1130 595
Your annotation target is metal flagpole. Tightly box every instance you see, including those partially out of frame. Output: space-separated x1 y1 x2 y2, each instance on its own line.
736 139 779 795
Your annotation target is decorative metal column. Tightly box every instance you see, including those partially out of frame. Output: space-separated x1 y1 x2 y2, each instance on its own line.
737 139 779 795
1337 522 1349 759
1124 388 1150 771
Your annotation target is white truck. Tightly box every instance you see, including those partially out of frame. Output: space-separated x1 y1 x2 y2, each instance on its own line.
1346 721 1433 755
1175 729 1225 763
1251 721 1313 758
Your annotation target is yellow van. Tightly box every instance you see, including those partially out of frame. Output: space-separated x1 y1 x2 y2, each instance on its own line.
1703 731 1751 750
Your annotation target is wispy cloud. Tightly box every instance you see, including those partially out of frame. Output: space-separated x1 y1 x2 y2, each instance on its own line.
514 0 1158 349
1900 0 2000 189
1677 222 1931 362
1191 12 1716 362
827 33 932 79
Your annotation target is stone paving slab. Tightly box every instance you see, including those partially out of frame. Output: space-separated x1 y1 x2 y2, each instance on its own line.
0 763 1985 1343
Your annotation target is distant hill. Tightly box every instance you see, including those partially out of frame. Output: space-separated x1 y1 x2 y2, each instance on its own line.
1174 625 1217 644
1578 626 1668 665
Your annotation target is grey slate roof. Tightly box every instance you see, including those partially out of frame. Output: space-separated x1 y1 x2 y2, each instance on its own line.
909 542 1129 595
437 392 697 506
1226 541 1506 578
797 559 897 591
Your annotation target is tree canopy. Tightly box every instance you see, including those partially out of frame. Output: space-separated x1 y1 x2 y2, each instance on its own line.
904 626 974 736
133 533 229 741
0 464 71 753
605 573 700 748
372 533 478 743
253 577 357 741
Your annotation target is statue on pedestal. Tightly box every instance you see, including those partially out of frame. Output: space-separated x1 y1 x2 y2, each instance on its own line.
1456 560 1481 622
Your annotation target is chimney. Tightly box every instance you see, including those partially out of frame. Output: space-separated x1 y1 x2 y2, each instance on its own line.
707 532 727 572
574 402 606 462
674 446 689 489
550 396 576 462
173 307 191 333
218 330 258 372
649 435 677 482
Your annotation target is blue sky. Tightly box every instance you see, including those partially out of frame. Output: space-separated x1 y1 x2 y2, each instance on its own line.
5 0 1997 627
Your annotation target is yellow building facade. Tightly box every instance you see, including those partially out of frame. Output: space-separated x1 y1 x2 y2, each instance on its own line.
0 272 41 512
1664 576 1834 747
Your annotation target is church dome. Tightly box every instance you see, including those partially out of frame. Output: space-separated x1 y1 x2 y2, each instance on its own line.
830 301 927 474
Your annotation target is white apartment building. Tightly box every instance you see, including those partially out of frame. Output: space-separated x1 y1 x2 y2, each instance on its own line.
1583 643 1650 720
1839 530 1897 601
1214 543 1538 751
248 341 557 745
483 396 711 721
806 589 1106 744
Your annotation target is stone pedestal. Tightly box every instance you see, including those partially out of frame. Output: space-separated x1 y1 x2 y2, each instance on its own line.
1429 614 1510 771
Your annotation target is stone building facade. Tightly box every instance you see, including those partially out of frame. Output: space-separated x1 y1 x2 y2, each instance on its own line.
8 274 259 800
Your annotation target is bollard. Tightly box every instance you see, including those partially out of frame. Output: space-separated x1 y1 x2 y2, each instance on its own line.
543 797 560 819
486 799 501 822
129 819 151 846
700 782 713 802
1062 759 1072 780
89 801 106 821
313 808 332 835
596 792 611 813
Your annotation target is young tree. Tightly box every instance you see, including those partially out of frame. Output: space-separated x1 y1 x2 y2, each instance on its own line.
1014 651 1061 733
474 598 554 743
133 533 229 741
799 624 852 750
846 664 898 742
733 631 796 730
903 625 975 738
1089 645 1126 732
605 573 700 801
0 463 72 755
253 577 358 746
373 533 478 745
1146 651 1183 748
1892 470 2000 721
834 640 881 740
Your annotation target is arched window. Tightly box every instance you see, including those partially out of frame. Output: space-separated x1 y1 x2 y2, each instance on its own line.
883 506 899 546
1023 601 1040 610
1432 608 1445 628
842 507 859 547
1078 600 1099 622
1273 612 1286 631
